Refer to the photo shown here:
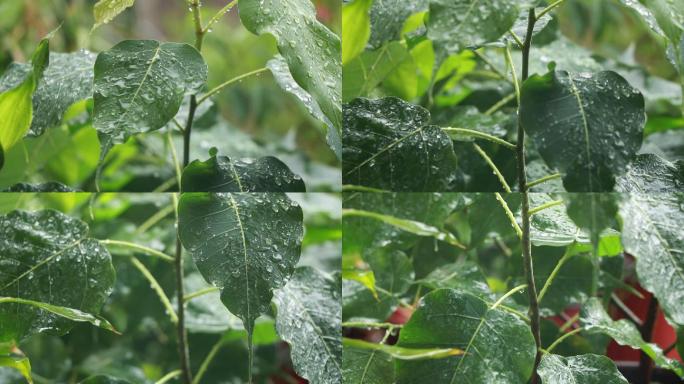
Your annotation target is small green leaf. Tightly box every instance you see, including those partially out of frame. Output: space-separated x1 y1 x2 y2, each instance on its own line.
342 0 373 65
343 97 459 191
520 70 645 191
273 267 341 384
396 289 536 384
0 355 32 384
538 353 628 384
181 151 305 192
581 297 684 376
92 0 135 29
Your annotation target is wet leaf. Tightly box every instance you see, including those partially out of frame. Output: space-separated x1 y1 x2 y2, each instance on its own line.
343 97 459 191
240 0 342 158
395 289 536 384
93 40 207 153
620 193 684 326
520 70 645 191
273 267 341 384
343 340 394 383
0 210 115 345
0 355 32 384
615 154 684 193
366 249 414 296
427 0 518 54
529 194 588 247
343 42 411 102
92 0 135 29
178 193 303 335
581 297 684 376
345 338 463 360
181 151 305 192
565 193 618 247
2 182 77 192
342 0 372 64
417 261 492 298
368 0 427 49
538 353 628 384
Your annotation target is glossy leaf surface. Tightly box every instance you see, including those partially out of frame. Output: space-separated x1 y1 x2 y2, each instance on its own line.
93 0 135 29
538 353 628 384
615 154 684 193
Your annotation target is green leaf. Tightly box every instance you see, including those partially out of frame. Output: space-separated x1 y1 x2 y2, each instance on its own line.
0 355 32 384
417 261 492 298
181 152 305 192
617 0 666 38
178 193 303 335
620 193 684 326
80 375 132 384
529 194 588 247
520 70 645 191
368 0 427 49
366 249 414 296
0 39 49 154
343 340 394 383
538 353 628 384
395 289 536 384
342 97 459 191
273 267 341 384
93 40 207 152
427 0 519 54
344 338 463 360
565 193 618 247
92 0 135 29
342 0 373 65
581 297 684 376
0 210 115 345
239 0 342 158
0 51 96 137
468 193 520 246
343 42 411 102
615 154 684 193
343 279 395 322
266 55 339 156
438 106 510 144
2 182 77 192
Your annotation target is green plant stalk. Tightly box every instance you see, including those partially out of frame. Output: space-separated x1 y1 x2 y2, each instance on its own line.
173 193 192 384
183 286 220 302
494 192 522 238
100 239 175 262
546 327 582 353
517 8 542 384
441 127 517 149
537 249 572 303
528 199 563 216
193 336 225 384
472 143 512 192
526 173 561 189
197 67 270 105
129 257 179 324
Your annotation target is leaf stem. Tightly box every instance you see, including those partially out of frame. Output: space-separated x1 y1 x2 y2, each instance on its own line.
167 128 182 190
129 257 179 324
100 240 175 263
197 67 270 105
342 321 404 329
473 49 512 84
136 204 175 235
638 296 659 383
172 192 193 384
472 143 512 192
504 43 521 105
183 286 220 302
156 370 182 384
484 92 516 115
508 30 524 49
441 127 516 150
203 0 238 33
341 185 390 193
492 284 527 309
193 336 225 384
526 173 561 189
546 327 582 353
528 199 563 216
517 8 542 384
494 192 522 238
538 249 573 303
537 0 566 19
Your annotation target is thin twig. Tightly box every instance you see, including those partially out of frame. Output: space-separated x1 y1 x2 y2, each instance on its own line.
484 92 516 115
101 240 175 262
494 192 523 238
197 67 270 105
441 127 516 150
473 143 512 192
129 257 178 324
203 0 238 33
528 199 563 216
526 173 562 189
547 328 582 353
136 205 175 235
184 286 220 302
193 336 225 384
611 293 643 327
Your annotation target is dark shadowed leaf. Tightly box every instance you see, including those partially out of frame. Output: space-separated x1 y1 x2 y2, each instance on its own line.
366 249 414 296
417 261 492 299
565 193 618 247
2 182 77 192
538 353 628 383
80 375 132 384
615 154 684 193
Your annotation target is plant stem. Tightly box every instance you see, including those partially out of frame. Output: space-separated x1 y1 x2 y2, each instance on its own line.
342 321 404 329
494 192 522 238
172 192 193 384
611 293 643 326
538 249 572 303
537 0 566 19
546 327 582 353
517 8 542 384
441 127 517 150
472 143 512 192
492 284 527 309
167 128 182 189
526 173 561 189
129 257 179 324
183 96 197 167
484 92 516 115
155 370 182 384
638 296 658 383
203 0 238 33
197 67 270 105
100 239 175 262
193 336 225 384
136 204 175 235
528 199 563 216
183 286 220 302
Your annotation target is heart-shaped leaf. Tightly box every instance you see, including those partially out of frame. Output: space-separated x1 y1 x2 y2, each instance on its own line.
538 353 628 383
240 0 342 158
520 70 645 191
395 289 536 384
0 210 115 345
273 267 341 384
343 97 459 191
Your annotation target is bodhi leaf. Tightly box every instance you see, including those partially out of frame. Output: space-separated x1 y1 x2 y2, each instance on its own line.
92 0 135 29
620 193 684 326
427 0 518 55
615 154 684 193
581 298 684 376
395 289 536 384
181 150 305 192
538 353 628 384
239 0 342 159
520 70 645 192
416 261 492 299
0 298 117 334
273 267 341 384
178 193 304 336
0 210 115 345
93 40 207 153
0 50 96 137
343 97 459 191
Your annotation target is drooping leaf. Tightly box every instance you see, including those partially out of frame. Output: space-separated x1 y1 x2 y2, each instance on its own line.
366 249 414 296
273 267 341 384
342 0 372 64
92 0 135 29
0 355 32 384
426 0 519 55
368 0 427 49
615 153 684 193
616 0 665 38
620 193 684 326
538 353 628 384
343 97 459 191
520 70 645 191
395 289 536 384
239 0 342 158
0 210 115 345
343 42 411 102
181 151 305 192
93 40 207 152
529 194 589 247
0 50 96 137
581 297 684 376
178 193 303 335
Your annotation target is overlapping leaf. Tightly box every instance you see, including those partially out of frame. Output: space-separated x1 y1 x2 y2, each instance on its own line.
538 353 628 384
615 154 684 193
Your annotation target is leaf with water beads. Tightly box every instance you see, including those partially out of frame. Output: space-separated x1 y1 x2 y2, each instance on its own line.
92 0 135 29
0 210 116 345
343 97 459 191
273 267 341 384
538 353 628 384
520 70 645 192
240 0 342 159
615 153 684 193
